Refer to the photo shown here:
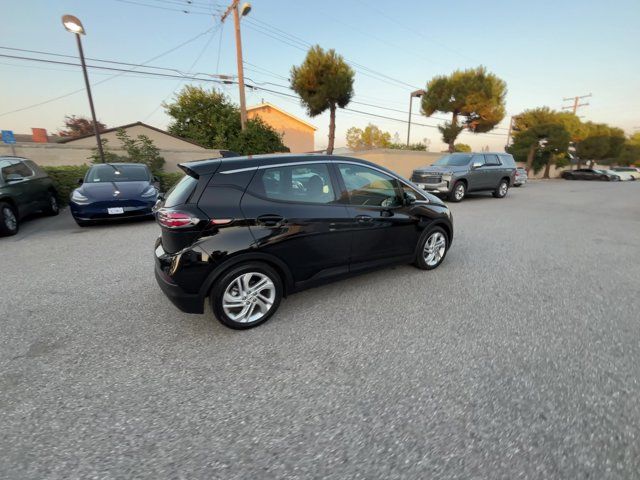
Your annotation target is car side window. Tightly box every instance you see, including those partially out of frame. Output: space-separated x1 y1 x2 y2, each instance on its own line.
471 154 485 167
484 154 500 166
248 163 336 204
1 160 33 181
338 163 402 208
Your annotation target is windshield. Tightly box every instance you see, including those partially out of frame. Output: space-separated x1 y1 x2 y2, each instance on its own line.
432 154 472 167
86 164 150 183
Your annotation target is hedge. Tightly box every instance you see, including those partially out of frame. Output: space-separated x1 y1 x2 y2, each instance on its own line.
156 172 185 193
42 165 184 206
43 165 89 206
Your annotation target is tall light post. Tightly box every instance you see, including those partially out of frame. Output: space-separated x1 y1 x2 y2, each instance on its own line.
61 14 105 163
407 89 426 146
221 1 252 131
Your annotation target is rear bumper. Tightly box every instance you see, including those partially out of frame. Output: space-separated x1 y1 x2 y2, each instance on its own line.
154 256 204 314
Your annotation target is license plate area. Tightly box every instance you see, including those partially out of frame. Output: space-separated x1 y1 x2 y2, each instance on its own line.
107 207 124 215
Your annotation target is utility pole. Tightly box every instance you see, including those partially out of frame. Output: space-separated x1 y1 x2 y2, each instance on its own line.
562 93 592 115
407 89 426 146
221 1 251 131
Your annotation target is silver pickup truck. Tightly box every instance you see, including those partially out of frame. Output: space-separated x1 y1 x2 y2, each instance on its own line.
411 152 517 202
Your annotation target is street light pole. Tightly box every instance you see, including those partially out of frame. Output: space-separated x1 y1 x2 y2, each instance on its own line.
407 89 426 146
222 1 251 131
62 15 105 163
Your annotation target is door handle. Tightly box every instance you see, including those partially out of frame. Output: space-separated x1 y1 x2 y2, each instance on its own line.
355 214 373 224
256 214 285 227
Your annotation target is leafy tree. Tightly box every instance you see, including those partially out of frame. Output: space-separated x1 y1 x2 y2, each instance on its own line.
454 143 471 152
164 85 287 154
511 107 583 170
575 122 625 165
229 117 290 155
617 143 640 166
89 139 124 164
90 129 165 174
290 45 355 154
509 122 570 177
421 66 506 152
165 86 240 149
58 115 107 138
346 124 391 150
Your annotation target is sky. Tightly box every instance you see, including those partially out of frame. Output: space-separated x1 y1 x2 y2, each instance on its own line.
1 0 639 152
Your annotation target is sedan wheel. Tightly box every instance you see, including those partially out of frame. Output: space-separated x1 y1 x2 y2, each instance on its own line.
0 203 18 236
415 226 449 270
212 263 283 329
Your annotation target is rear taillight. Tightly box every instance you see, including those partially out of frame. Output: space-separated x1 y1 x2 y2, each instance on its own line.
157 209 200 229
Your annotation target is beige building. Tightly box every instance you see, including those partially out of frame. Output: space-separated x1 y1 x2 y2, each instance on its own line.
247 102 316 153
1 122 220 172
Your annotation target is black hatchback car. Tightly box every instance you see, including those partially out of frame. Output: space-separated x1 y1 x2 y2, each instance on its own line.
154 154 453 329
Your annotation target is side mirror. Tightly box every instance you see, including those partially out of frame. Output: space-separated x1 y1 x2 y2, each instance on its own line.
404 191 417 205
5 173 24 182
472 161 483 169
77 178 84 185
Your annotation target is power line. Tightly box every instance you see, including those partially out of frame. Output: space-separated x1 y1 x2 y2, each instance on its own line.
1 52 506 137
0 26 217 117
144 21 224 121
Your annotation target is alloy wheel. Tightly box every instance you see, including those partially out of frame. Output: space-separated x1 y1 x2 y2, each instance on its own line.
499 181 508 196
3 207 17 231
50 195 59 213
222 272 276 324
423 231 446 267
454 184 465 201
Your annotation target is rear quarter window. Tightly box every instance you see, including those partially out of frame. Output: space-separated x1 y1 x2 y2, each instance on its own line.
499 154 516 167
164 175 197 208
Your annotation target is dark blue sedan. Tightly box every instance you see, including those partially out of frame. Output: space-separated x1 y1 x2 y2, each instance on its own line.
70 163 159 226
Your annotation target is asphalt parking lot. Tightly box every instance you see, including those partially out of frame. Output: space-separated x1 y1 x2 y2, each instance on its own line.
1 180 639 479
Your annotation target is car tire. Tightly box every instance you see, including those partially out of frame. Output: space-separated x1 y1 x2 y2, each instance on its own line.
448 181 466 202
210 262 283 329
44 192 60 216
493 179 509 198
414 225 449 270
0 202 19 237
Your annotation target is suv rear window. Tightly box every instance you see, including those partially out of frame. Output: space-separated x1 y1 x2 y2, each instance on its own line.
164 175 196 208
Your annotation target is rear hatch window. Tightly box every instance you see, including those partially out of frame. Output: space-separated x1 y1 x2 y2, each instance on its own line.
164 175 197 207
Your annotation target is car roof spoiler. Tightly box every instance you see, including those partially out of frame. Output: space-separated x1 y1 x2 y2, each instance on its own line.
178 158 222 179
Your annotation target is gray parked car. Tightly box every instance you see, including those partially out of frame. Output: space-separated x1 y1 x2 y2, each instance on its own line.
411 152 517 202
514 167 528 186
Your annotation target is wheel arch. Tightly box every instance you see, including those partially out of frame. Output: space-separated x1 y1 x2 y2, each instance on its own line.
199 251 295 300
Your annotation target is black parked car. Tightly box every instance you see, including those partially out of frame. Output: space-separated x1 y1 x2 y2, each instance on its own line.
411 152 517 202
69 163 160 226
561 168 620 181
154 154 454 329
0 156 59 236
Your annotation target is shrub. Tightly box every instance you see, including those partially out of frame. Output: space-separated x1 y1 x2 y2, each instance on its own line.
156 172 184 192
43 165 89 206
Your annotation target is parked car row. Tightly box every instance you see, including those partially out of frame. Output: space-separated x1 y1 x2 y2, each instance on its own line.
561 168 638 181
